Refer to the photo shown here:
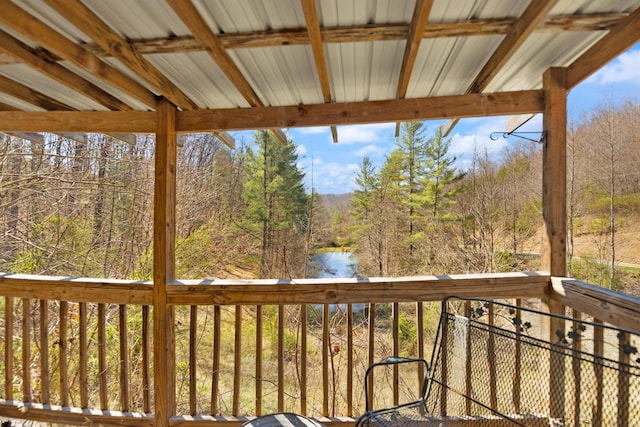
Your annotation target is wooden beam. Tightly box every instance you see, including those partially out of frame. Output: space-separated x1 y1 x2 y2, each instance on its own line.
0 273 152 305
550 277 640 333
0 111 155 133
177 90 544 132
469 0 558 94
541 67 567 276
214 131 235 149
567 6 640 88
166 0 262 107
0 90 544 134
300 0 338 143
440 118 459 137
42 0 196 111
107 133 137 146
394 0 433 137
272 128 288 145
0 0 156 109
166 272 550 305
0 74 74 111
397 0 433 99
0 100 15 110
0 29 130 111
78 13 629 55
153 97 177 427
301 0 332 104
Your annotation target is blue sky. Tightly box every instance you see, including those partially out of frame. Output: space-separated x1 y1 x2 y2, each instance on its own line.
237 43 640 195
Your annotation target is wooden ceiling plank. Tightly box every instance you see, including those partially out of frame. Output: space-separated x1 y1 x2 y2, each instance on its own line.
0 30 131 111
77 13 629 55
0 0 156 109
567 6 640 89
468 0 559 94
214 131 235 149
397 0 433 99
166 0 263 107
440 118 459 137
177 90 545 132
0 90 543 134
0 74 74 111
42 0 197 111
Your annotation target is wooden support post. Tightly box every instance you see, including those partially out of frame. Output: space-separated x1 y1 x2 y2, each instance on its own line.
541 67 568 422
541 67 567 277
154 97 177 427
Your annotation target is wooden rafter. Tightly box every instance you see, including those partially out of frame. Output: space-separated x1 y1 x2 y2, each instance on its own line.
0 74 73 111
42 0 197 111
0 90 544 134
567 6 640 89
0 0 156 109
301 0 338 143
0 29 130 111
72 13 629 56
395 0 433 137
0 100 15 110
469 0 559 94
166 0 261 107
167 0 288 145
442 0 558 136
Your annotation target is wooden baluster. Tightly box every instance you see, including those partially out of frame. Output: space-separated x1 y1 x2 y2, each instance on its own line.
59 301 68 406
322 304 329 417
488 302 497 412
189 305 197 415
256 305 263 416
5 296 14 400
617 330 630 426
513 299 522 414
79 302 88 408
98 303 108 410
367 303 375 411
593 318 603 427
571 309 582 426
40 300 49 404
211 305 221 415
346 303 353 417
464 300 472 416
417 302 425 396
142 305 151 413
278 305 284 412
300 304 307 416
232 305 241 416
440 301 448 416
119 304 129 411
22 298 31 402
392 302 399 406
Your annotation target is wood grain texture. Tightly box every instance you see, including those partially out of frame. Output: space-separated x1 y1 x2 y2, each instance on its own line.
166 272 550 305
541 67 567 276
550 277 640 332
0 111 155 133
177 90 544 132
0 274 152 304
396 0 433 99
0 0 155 108
42 0 196 110
567 7 640 88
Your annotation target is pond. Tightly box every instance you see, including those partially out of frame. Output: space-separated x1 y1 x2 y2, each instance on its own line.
314 251 356 278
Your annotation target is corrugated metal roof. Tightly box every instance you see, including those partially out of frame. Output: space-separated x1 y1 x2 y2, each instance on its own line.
0 0 638 124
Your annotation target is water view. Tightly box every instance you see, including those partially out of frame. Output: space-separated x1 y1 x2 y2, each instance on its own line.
314 251 356 278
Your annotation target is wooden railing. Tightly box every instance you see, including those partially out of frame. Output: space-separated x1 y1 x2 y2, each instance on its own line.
0 272 638 426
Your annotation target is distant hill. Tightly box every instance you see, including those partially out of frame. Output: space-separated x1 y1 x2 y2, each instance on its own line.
321 193 352 214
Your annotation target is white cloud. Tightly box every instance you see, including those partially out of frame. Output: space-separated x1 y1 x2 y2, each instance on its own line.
295 126 331 135
295 143 307 156
336 123 395 144
584 48 640 86
354 144 386 157
308 161 360 193
448 117 508 158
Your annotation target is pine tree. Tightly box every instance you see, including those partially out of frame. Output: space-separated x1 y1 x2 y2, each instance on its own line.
241 130 308 278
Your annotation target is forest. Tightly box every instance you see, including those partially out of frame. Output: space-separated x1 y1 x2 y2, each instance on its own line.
1 101 639 293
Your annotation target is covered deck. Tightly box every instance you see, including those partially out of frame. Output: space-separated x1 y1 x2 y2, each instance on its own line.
1 1 640 426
